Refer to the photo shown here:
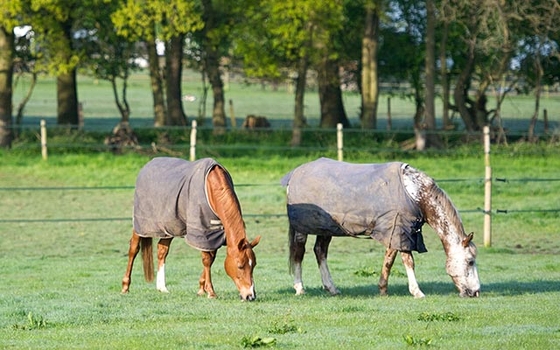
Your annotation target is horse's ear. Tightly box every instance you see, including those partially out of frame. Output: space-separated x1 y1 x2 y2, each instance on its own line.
462 232 474 247
250 235 261 248
237 236 261 250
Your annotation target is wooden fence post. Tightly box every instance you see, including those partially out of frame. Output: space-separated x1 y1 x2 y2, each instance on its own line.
337 123 343 161
483 126 492 247
40 119 48 160
189 120 197 161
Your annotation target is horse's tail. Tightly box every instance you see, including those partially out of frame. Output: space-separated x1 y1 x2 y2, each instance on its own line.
140 237 154 282
288 224 296 275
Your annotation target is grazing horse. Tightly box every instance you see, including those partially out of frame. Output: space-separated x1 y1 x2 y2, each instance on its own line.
121 157 261 301
281 158 480 298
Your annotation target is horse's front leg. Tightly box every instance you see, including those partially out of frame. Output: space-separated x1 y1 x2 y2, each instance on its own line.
198 250 217 298
156 238 173 293
314 235 340 295
121 231 141 294
379 248 398 296
400 251 425 298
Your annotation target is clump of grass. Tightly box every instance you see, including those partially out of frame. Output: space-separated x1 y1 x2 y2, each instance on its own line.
12 312 49 330
268 321 301 335
404 335 433 347
240 335 277 348
418 311 460 322
354 267 406 277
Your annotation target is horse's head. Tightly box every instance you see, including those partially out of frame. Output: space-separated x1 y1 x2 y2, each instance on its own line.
224 236 261 301
446 232 480 297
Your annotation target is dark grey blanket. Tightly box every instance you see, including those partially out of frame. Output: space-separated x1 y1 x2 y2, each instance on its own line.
133 157 226 251
281 158 426 253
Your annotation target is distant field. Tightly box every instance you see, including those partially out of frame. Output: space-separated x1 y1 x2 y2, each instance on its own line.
12 70 560 134
0 151 559 349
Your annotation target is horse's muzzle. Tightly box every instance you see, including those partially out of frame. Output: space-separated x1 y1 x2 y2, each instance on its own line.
240 293 256 301
461 289 480 298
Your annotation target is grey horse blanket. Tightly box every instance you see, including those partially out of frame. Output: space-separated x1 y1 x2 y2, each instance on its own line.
133 157 226 251
281 158 427 253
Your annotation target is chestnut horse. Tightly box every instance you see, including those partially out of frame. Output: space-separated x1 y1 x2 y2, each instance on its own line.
281 158 480 298
121 157 260 301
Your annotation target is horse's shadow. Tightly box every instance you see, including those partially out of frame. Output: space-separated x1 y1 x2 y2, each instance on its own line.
276 279 560 298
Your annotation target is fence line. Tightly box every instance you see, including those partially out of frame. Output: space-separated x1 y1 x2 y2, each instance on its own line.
1 121 555 239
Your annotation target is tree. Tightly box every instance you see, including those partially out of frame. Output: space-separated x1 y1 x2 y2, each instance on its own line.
360 0 382 129
314 1 350 128
234 0 317 143
29 0 92 126
112 0 203 126
82 3 140 124
0 24 14 148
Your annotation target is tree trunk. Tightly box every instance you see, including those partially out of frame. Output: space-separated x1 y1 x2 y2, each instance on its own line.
424 0 436 131
147 38 166 127
453 40 476 132
318 56 350 128
202 0 227 132
528 53 543 142
360 3 380 129
56 19 79 126
0 26 14 148
165 35 187 126
291 53 309 146
57 69 79 126
205 49 226 130
439 21 451 129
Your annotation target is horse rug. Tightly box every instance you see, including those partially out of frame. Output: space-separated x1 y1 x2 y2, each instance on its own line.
281 157 427 253
133 157 226 251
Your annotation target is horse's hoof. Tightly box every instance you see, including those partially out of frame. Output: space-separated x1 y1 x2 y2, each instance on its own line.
294 283 305 295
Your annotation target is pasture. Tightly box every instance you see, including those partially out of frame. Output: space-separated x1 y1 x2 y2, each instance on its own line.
1 150 559 349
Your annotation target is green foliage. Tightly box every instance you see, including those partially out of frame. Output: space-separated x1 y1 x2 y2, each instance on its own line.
403 335 433 347
240 335 277 348
417 312 460 322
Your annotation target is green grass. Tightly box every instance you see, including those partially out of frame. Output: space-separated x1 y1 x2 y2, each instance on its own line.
1 150 559 349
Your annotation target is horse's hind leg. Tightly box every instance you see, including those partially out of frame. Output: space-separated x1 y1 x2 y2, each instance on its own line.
400 251 425 298
156 238 173 293
289 225 307 295
379 248 398 296
121 231 141 294
198 250 217 298
314 235 340 295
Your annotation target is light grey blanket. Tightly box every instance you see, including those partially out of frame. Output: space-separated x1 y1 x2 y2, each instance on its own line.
281 158 426 253
133 157 226 251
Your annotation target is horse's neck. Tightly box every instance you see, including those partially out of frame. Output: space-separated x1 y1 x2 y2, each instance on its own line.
402 166 463 252
206 166 248 247
421 194 464 251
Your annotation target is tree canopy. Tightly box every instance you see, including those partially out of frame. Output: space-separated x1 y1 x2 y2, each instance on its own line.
1 0 559 148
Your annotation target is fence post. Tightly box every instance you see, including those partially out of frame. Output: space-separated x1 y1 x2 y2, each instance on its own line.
337 123 343 161
483 126 492 247
40 119 48 160
189 120 197 161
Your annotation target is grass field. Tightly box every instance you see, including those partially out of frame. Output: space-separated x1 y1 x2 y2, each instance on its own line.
0 149 559 349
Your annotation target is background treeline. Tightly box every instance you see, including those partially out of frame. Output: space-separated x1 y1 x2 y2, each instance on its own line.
1 0 560 149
